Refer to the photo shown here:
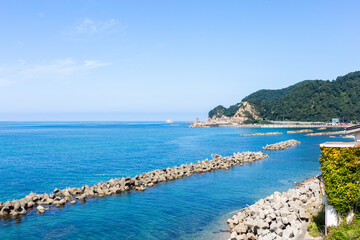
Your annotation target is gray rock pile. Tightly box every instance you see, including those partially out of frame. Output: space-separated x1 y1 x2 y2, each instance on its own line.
287 129 313 134
0 151 268 218
189 122 210 128
239 132 282 137
306 131 345 136
262 140 301 151
227 177 323 240
342 135 355 139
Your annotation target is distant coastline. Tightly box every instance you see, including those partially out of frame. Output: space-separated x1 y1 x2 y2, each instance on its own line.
189 119 351 129
207 71 360 124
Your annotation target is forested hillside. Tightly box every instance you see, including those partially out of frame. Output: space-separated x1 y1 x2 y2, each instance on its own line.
209 71 360 122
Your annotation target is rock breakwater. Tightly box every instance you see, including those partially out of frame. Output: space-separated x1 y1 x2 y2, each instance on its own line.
239 132 282 137
287 129 313 134
306 131 345 136
0 152 268 219
227 177 323 240
262 140 301 151
189 122 210 128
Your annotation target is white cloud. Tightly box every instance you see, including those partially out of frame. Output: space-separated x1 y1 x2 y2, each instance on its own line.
0 58 110 87
83 60 110 70
0 78 12 87
23 58 110 77
75 18 119 34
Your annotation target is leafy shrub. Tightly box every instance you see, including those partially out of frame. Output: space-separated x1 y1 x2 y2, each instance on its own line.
325 219 360 240
308 222 321 237
308 205 325 237
320 147 360 217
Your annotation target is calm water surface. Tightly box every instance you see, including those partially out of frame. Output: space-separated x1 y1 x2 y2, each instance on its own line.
0 122 348 239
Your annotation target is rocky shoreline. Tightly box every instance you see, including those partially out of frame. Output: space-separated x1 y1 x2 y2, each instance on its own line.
227 176 323 240
189 122 344 129
262 140 301 151
189 118 348 129
0 151 268 218
239 132 283 137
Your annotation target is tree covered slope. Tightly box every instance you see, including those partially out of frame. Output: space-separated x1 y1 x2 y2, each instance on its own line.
208 71 360 122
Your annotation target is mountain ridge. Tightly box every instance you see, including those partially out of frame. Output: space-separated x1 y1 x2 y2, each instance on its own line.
208 71 360 122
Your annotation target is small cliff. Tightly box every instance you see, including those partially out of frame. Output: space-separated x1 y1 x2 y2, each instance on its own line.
208 101 261 124
231 101 261 123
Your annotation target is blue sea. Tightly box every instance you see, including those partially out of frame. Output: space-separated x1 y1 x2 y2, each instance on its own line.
0 122 349 239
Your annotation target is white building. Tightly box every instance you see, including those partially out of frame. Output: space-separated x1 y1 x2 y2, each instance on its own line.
331 118 340 125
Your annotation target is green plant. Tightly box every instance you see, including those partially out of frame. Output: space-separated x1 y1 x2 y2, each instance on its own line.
308 222 321 237
242 119 272 124
320 147 360 217
325 219 360 240
308 205 325 237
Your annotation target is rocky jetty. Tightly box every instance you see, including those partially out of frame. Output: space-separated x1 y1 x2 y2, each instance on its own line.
306 131 345 136
262 140 301 151
239 132 282 137
227 177 323 240
287 129 313 134
0 151 268 219
189 122 210 128
342 135 355 139
189 117 235 128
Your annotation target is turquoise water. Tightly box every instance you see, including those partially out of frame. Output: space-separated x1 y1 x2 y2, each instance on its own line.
0 122 348 239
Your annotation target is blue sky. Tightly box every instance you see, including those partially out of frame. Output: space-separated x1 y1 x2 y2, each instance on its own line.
0 0 359 120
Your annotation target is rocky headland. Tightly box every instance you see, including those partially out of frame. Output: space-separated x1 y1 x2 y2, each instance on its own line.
190 101 262 128
0 151 268 218
239 132 283 137
227 177 323 240
262 140 301 151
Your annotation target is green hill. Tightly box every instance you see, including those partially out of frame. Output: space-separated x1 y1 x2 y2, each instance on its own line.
208 71 360 122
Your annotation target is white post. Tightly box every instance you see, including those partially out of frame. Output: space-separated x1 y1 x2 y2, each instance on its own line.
324 195 339 230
